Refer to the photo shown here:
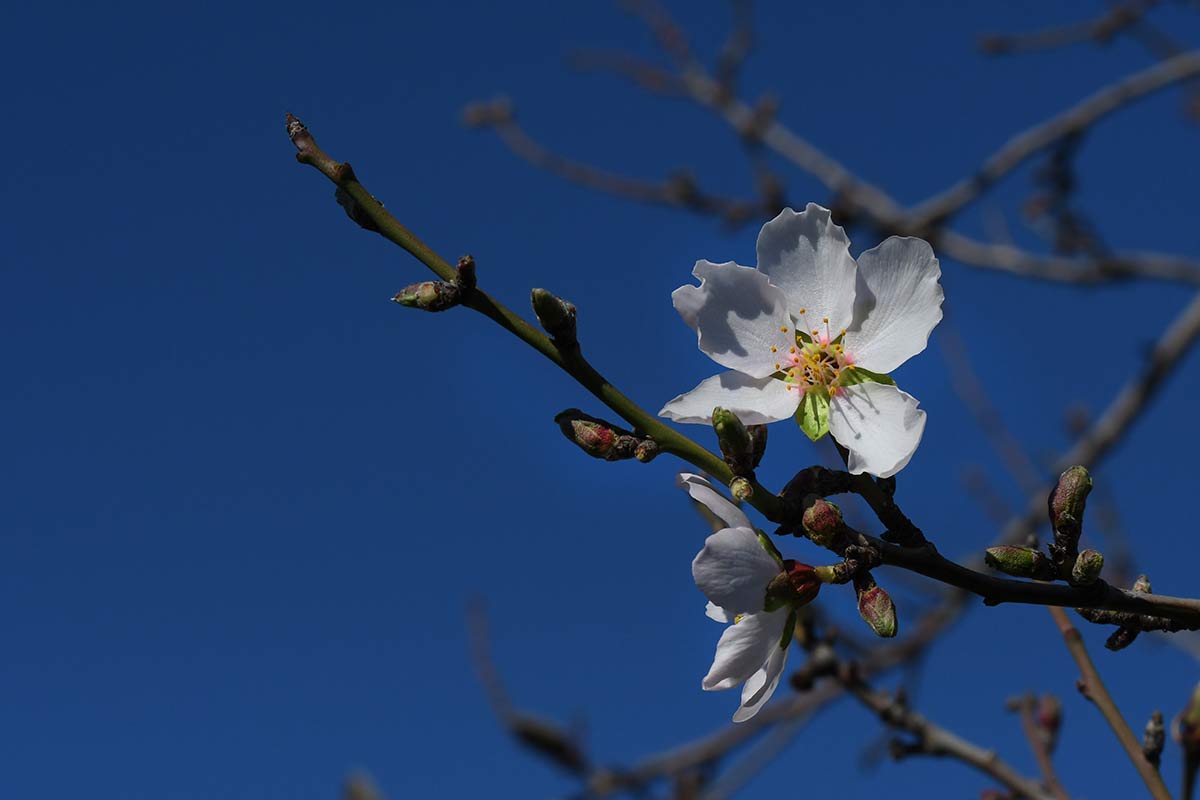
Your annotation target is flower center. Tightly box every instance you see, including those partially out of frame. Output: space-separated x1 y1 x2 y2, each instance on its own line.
768 309 853 395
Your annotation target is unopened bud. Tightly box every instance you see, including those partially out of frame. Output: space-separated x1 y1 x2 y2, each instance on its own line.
1106 624 1140 652
1177 683 1200 752
1037 695 1063 752
747 425 768 470
553 409 637 461
633 439 659 463
1071 549 1104 585
802 498 845 548
730 476 753 501
854 573 897 638
765 560 821 610
712 407 754 474
1049 465 1092 543
1133 574 1152 594
985 546 1054 579
531 288 577 346
455 255 477 292
393 280 460 312
1144 710 1165 766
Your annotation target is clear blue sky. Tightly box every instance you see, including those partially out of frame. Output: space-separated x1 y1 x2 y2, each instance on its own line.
5 1 1200 797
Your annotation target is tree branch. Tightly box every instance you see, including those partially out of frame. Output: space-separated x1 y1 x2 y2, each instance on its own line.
1048 606 1171 799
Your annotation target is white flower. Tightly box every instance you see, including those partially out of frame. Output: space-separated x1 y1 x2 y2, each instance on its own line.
661 204 943 478
681 472 797 723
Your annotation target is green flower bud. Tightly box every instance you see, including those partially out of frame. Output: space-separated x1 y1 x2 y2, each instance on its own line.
712 407 754 474
1049 465 1092 544
1071 548 1104 585
393 280 460 312
531 288 577 346
985 546 1055 579
854 573 897 638
802 498 845 548
765 560 822 611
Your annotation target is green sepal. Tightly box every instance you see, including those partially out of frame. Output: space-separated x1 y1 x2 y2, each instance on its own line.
835 365 895 387
756 531 784 567
795 387 830 441
779 609 797 649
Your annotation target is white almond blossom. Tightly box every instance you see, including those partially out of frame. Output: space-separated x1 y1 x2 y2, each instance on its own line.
661 204 943 478
681 472 815 723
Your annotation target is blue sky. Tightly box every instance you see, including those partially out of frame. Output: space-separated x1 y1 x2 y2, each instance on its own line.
5 1 1200 797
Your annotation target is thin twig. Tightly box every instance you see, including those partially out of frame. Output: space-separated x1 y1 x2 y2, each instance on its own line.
910 51 1200 226
1048 606 1171 799
978 1 1160 55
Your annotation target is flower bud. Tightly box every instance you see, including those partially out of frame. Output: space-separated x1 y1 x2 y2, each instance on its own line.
730 476 753 501
1133 574 1152 594
802 498 845 548
1176 683 1200 752
747 425 768 470
553 409 638 461
1049 465 1092 543
1144 710 1165 767
1036 694 1063 752
854 572 897 638
454 254 477 292
985 546 1054 579
1070 548 1104 585
393 280 460 312
765 560 821 610
531 288 577 346
712 407 754 474
1106 624 1140 652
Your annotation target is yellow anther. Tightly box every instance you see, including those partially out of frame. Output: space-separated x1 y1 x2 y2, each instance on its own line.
798 307 806 314
780 325 788 332
823 317 829 323
770 345 777 352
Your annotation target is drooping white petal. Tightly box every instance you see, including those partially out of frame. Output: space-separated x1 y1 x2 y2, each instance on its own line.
660 371 800 425
673 260 794 378
755 204 858 331
733 625 790 723
828 382 926 478
693 528 781 614
677 472 753 531
844 236 943 374
702 611 779 691
705 601 730 623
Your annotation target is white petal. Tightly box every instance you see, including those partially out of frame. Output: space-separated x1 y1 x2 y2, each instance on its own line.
692 528 781 614
733 623 790 722
660 371 800 425
756 204 857 331
702 611 779 691
844 236 943 374
677 472 753 530
705 601 730 623
673 260 794 378
828 382 926 478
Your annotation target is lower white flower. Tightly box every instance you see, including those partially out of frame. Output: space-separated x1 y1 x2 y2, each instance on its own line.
681 473 820 722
